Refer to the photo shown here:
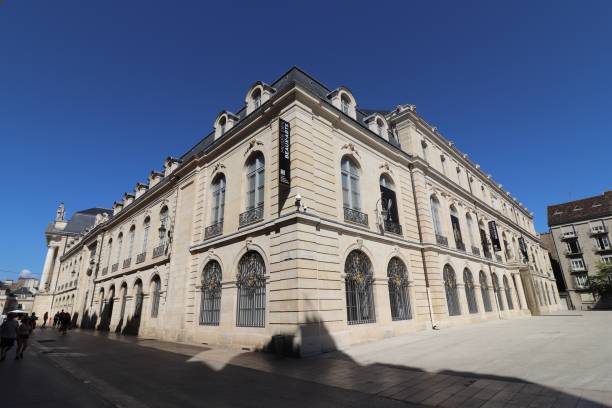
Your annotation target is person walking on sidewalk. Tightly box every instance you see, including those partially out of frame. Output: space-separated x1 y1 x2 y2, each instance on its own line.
59 311 71 335
0 313 19 362
15 317 32 360
53 311 60 328
42 311 48 328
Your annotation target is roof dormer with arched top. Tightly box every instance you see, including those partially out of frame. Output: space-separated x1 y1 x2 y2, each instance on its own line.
245 81 275 115
364 113 389 141
328 86 357 120
214 111 240 140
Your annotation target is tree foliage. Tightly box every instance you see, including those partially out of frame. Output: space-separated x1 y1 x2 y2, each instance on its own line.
588 261 612 296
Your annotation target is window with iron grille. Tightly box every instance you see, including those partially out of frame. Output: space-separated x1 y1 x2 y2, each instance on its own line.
492 273 504 310
200 260 222 326
479 271 493 312
387 257 411 321
236 251 266 327
463 269 478 314
211 174 226 226
345 250 376 324
245 153 265 210
512 275 522 309
503 276 514 310
119 285 127 320
151 276 161 318
134 280 143 319
444 265 461 316
341 157 361 211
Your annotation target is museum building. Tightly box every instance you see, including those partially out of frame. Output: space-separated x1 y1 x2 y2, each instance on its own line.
33 67 561 355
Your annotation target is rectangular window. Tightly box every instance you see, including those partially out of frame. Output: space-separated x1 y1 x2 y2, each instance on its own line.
602 255 612 265
590 221 606 233
575 273 588 287
570 258 586 270
595 235 610 249
561 225 576 237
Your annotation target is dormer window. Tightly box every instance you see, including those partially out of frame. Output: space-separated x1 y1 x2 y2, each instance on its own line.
341 94 351 115
251 88 261 109
376 119 385 137
214 111 238 140
219 116 226 135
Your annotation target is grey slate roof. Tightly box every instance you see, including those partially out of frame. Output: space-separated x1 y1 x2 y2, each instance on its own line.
47 208 111 236
548 191 612 226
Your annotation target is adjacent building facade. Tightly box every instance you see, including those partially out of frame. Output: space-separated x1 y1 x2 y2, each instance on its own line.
546 191 612 310
33 67 561 355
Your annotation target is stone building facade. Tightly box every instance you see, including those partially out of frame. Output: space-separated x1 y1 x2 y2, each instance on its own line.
546 191 612 310
33 67 561 355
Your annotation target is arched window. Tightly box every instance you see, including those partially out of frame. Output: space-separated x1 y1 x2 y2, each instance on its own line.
150 276 161 318
236 251 266 327
142 217 150 253
119 283 127 320
380 175 400 233
535 280 543 305
443 265 461 316
251 88 261 109
479 221 491 259
134 280 143 319
479 271 493 312
503 276 514 310
492 273 504 310
551 283 557 304
430 196 445 245
106 239 113 269
450 206 464 251
463 269 478 314
99 288 105 316
465 213 476 251
219 116 227 135
345 250 375 324
200 260 222 326
341 157 361 210
376 118 385 137
116 233 123 265
341 93 351 115
387 257 411 321
245 153 265 211
159 206 169 245
211 174 226 226
512 275 522 309
127 225 136 260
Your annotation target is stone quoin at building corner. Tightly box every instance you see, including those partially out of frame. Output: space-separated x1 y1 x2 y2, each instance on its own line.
33 67 562 355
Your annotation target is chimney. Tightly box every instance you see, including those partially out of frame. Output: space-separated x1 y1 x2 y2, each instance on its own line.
148 170 164 187
135 182 149 199
163 157 181 177
112 201 124 215
123 192 135 207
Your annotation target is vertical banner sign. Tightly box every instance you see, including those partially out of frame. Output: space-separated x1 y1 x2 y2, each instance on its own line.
518 237 528 260
279 119 291 186
488 221 501 252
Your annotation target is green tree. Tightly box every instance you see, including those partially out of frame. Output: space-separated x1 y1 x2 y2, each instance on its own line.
587 261 612 297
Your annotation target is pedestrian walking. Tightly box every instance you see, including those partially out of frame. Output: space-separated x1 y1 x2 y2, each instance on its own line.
53 312 60 328
59 311 70 335
0 313 19 362
15 317 32 360
42 312 48 328
29 312 38 330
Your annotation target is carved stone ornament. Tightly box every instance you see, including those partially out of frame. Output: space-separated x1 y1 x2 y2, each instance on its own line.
212 162 226 174
379 162 393 174
244 138 264 156
356 239 363 250
245 237 253 250
341 143 360 157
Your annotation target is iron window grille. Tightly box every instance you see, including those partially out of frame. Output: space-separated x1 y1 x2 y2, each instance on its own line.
236 251 266 328
136 252 146 264
239 205 264 227
492 275 504 310
463 269 478 314
200 260 222 326
152 244 165 259
444 265 461 316
436 234 449 247
345 250 376 325
123 258 131 269
471 246 481 256
111 263 118 273
205 221 223 239
387 257 412 321
151 278 161 318
384 220 403 235
134 283 143 319
479 272 493 312
503 277 514 310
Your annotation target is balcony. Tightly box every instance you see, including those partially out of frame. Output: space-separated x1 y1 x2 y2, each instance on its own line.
383 220 402 235
152 244 166 259
205 221 224 239
495 254 503 263
344 207 369 227
239 205 264 227
435 234 449 247
455 241 466 252
136 252 146 264
123 258 131 269
564 248 583 256
484 250 492 260
101 266 108 276
471 246 480 256
560 231 577 240
570 265 587 273
593 244 612 253
111 263 118 273
589 226 608 236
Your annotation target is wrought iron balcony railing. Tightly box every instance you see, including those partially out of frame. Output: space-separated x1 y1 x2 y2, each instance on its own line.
383 220 402 235
570 265 587 273
205 221 223 239
471 246 480 256
455 241 466 252
593 245 612 253
102 266 108 276
484 251 492 260
560 231 577 240
589 226 608 236
495 254 503 263
239 206 264 227
344 207 369 227
152 244 165 259
111 263 118 273
435 234 448 247
123 258 131 269
136 252 146 264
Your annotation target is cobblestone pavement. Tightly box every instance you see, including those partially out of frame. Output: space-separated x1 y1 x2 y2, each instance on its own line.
7 312 612 407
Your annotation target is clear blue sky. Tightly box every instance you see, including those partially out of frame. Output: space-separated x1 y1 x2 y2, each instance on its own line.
1 1 611 281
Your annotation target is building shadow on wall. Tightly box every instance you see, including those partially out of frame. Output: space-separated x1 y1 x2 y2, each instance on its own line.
79 310 98 330
120 315 141 336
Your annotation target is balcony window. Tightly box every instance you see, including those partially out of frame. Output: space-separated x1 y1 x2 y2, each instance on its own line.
575 273 588 288
380 175 400 234
450 206 464 251
570 258 586 271
246 153 265 211
342 157 361 211
594 235 611 251
340 94 351 115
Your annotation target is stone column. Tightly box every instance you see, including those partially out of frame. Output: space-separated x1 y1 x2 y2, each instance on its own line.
40 246 56 291
456 283 469 315
513 273 528 310
498 285 508 311
474 283 486 316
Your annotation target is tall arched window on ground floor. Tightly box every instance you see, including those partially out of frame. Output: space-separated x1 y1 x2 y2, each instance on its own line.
200 260 222 326
345 250 376 324
479 271 493 312
492 273 504 310
134 280 143 319
150 276 161 318
511 275 522 309
236 251 266 327
119 284 127 320
444 265 461 316
503 276 514 310
463 269 478 314
387 257 411 321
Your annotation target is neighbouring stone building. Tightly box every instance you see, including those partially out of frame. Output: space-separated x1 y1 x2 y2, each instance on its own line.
33 67 561 355
545 191 612 310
